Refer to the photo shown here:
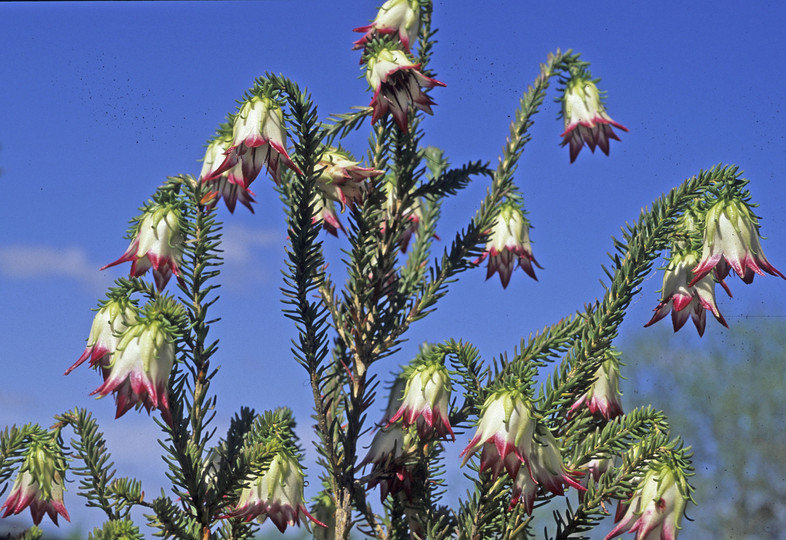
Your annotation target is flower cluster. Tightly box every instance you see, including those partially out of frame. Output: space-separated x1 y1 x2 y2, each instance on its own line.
1 437 69 526
476 201 541 288
606 462 689 540
560 75 628 163
460 390 583 513
101 202 184 291
69 301 178 425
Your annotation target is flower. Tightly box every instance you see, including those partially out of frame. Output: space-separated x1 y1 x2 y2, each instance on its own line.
358 424 415 499
101 204 184 291
560 76 628 163
579 456 615 492
224 452 323 532
203 96 301 187
690 198 785 286
66 298 137 375
645 250 727 336
383 179 433 252
353 0 420 53
316 148 384 211
1 443 69 526
510 466 539 514
90 317 175 425
606 463 688 540
388 361 453 441
476 201 541 288
525 425 584 497
366 47 445 132
569 354 623 419
460 390 537 479
199 137 257 213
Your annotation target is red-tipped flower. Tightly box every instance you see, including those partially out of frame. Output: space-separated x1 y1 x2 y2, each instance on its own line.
354 0 420 53
199 137 257 213
645 250 727 336
203 96 301 187
388 361 453 441
66 298 138 375
1 442 69 526
561 76 628 163
366 47 445 132
224 451 323 532
476 201 541 287
690 198 785 286
90 316 175 425
606 463 688 540
101 204 184 291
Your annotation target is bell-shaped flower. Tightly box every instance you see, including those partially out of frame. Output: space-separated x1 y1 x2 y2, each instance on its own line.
606 463 688 540
569 354 623 419
382 179 433 253
66 298 138 375
460 390 537 479
690 198 785 286
199 137 257 213
645 250 727 337
353 0 420 53
366 47 445 132
204 96 301 187
388 361 453 441
578 456 615 494
1 442 69 526
316 148 384 211
90 317 175 425
525 424 584 497
561 76 628 163
225 451 322 532
358 423 415 499
101 204 184 291
476 201 541 288
510 466 539 515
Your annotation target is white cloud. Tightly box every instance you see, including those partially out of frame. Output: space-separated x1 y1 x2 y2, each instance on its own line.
0 244 110 291
219 224 284 288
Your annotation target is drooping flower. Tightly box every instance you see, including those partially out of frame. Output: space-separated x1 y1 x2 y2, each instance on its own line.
560 76 628 163
66 298 138 375
366 47 445 132
101 203 184 291
645 250 727 336
578 456 615 494
569 353 624 419
316 148 384 211
382 179 433 253
353 0 420 53
90 316 175 425
510 465 539 514
606 463 688 540
460 390 537 479
690 198 785 286
388 360 454 441
1 441 69 526
525 424 585 497
199 136 257 213
203 96 301 187
225 451 323 532
476 201 541 288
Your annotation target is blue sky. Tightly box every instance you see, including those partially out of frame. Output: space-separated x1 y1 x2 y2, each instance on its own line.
1 0 785 536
